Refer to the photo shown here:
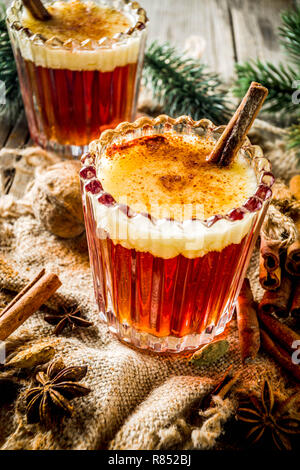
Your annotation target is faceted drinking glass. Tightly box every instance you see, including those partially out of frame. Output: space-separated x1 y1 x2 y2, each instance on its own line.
80 115 274 353
6 0 148 157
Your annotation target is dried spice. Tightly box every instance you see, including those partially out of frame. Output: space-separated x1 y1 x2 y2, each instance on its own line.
189 340 229 367
201 365 241 410
0 269 62 341
236 278 260 363
44 307 93 335
237 379 300 450
25 358 91 426
5 343 55 369
0 375 21 405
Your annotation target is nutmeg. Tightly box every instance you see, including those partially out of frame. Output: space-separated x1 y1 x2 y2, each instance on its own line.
31 161 85 238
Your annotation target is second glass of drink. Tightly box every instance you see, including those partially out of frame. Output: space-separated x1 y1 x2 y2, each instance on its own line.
6 0 148 157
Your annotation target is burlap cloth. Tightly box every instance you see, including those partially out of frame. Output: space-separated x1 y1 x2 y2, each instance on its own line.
0 119 299 450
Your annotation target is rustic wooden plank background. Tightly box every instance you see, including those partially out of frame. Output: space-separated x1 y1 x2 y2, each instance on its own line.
142 0 296 81
0 0 297 192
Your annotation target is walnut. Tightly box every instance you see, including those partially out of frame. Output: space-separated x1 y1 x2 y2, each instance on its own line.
31 161 85 239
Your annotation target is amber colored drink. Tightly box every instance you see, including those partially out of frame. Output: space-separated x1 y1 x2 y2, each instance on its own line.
18 56 138 146
81 115 274 353
7 0 147 156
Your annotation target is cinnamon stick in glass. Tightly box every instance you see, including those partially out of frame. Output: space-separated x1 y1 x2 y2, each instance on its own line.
259 275 293 318
21 0 51 20
0 271 61 341
207 82 268 166
236 278 260 363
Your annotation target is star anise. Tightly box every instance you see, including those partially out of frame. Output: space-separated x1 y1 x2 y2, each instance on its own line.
25 358 91 426
237 379 300 450
44 306 93 335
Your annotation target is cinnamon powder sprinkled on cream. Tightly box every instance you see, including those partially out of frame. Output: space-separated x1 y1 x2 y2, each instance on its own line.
22 0 131 42
98 134 257 221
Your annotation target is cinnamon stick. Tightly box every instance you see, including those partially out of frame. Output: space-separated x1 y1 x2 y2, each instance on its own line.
260 236 280 272
0 268 45 318
291 282 300 318
286 178 300 276
260 329 300 382
258 309 300 354
259 256 281 291
259 234 281 290
286 226 300 277
259 275 293 318
0 272 61 341
217 371 242 399
22 0 51 20
236 278 260 363
207 82 268 166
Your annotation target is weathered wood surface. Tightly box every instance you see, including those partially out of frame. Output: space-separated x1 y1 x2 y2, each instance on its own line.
142 0 295 81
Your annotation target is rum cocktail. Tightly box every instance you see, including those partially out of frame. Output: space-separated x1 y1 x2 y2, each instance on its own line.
80 115 274 353
6 0 147 156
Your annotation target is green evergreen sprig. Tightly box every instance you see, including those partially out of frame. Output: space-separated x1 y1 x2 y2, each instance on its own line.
144 41 231 125
279 7 300 65
0 3 22 117
234 7 300 160
287 121 300 153
234 60 299 116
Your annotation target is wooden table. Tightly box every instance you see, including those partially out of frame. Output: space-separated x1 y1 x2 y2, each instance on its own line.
142 0 296 80
0 0 297 193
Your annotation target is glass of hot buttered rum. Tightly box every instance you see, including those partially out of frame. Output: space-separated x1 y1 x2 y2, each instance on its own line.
80 113 274 353
6 0 148 157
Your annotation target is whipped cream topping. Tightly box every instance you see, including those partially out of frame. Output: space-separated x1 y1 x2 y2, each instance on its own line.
89 133 259 259
92 200 257 259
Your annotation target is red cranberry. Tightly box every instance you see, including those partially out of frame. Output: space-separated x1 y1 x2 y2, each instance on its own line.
98 193 115 207
204 214 223 227
80 166 96 180
260 171 275 187
227 208 246 221
140 212 153 222
119 204 135 218
136 21 146 31
85 179 103 194
255 184 272 201
244 196 263 212
81 152 95 165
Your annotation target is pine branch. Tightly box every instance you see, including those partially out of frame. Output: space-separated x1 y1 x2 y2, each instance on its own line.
279 7 300 65
144 42 231 125
234 60 299 116
287 121 300 157
0 2 22 116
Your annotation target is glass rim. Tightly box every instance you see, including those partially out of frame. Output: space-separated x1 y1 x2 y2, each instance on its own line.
80 114 275 228
6 0 148 50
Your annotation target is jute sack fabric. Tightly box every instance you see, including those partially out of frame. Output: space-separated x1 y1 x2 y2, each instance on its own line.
0 120 299 450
